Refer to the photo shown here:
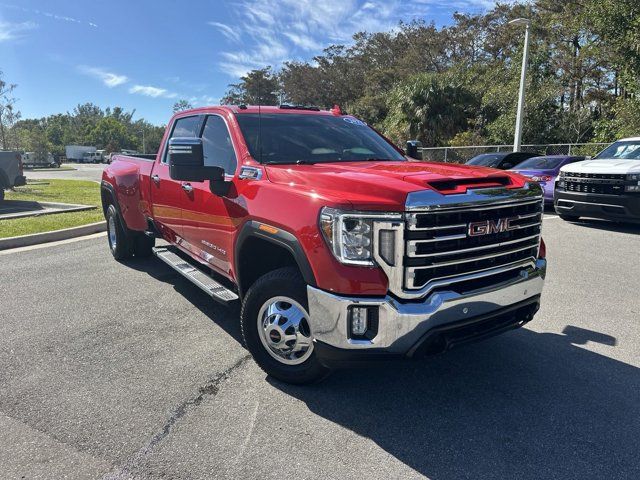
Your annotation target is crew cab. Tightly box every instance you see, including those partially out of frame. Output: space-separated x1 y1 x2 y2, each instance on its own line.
101 105 547 384
555 137 640 223
0 151 27 202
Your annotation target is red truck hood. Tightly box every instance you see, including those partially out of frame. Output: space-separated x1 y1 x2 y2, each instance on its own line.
265 161 525 211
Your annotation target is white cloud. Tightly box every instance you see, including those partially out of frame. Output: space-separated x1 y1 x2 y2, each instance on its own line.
78 66 128 87
0 3 99 28
212 0 509 78
208 21 240 42
0 20 37 42
129 84 178 99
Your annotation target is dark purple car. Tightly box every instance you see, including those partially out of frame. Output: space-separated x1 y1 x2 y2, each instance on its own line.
510 155 585 204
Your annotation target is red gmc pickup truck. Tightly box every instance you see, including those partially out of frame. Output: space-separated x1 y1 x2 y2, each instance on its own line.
101 105 546 384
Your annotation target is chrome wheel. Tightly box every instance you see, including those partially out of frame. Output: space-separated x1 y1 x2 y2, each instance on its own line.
108 215 117 251
257 296 314 365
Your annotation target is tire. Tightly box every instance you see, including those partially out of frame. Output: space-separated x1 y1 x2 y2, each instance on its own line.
559 214 580 221
134 233 155 258
241 267 330 384
0 189 4 203
106 204 134 261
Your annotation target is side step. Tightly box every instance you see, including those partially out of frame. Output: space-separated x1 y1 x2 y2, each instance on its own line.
153 247 239 303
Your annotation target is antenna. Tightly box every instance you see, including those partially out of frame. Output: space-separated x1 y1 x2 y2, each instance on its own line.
257 76 263 164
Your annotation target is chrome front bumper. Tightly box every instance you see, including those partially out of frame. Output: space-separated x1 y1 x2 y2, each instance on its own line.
307 259 546 355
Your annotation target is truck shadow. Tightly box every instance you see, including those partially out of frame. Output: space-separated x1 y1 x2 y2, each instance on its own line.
122 257 243 346
270 326 639 479
570 219 640 234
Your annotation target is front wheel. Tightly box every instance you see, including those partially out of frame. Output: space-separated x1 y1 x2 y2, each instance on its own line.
240 267 330 384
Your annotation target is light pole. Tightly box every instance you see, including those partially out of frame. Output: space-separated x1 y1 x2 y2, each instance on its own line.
509 18 531 152
141 128 146 154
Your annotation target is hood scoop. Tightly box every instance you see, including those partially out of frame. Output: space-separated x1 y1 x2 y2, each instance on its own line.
427 176 513 194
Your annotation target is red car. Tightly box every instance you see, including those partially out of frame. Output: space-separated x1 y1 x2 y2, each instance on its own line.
101 105 547 384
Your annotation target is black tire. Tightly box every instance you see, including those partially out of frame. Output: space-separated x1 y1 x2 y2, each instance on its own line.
106 204 134 261
134 233 155 258
0 189 5 203
559 214 580 221
241 267 330 385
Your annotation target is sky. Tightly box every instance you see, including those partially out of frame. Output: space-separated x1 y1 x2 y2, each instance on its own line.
0 0 500 125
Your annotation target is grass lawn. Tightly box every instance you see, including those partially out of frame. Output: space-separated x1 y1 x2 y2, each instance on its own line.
0 179 104 238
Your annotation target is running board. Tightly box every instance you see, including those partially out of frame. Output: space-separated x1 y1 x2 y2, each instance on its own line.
153 247 239 303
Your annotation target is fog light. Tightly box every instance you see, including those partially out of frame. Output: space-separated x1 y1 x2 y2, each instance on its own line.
350 307 368 336
379 230 395 265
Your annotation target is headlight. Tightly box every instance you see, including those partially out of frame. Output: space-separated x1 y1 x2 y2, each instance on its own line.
626 173 640 192
530 175 552 182
320 207 400 266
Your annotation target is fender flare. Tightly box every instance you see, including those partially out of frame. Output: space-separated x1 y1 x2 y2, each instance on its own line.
100 180 126 220
235 220 317 296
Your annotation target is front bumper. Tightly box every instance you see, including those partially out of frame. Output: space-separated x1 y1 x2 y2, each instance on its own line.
308 259 546 366
14 175 27 187
554 190 640 223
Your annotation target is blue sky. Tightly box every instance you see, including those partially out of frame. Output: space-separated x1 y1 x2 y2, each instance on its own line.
0 0 498 125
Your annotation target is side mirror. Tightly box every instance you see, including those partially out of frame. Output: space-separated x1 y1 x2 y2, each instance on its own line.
168 137 224 182
405 140 423 160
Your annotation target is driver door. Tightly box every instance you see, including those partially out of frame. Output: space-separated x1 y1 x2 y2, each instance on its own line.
180 114 240 277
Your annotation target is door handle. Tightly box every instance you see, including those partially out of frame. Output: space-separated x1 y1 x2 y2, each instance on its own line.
181 183 193 193
151 174 160 185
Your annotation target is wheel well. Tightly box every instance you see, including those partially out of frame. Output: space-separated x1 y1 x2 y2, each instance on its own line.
101 186 115 215
237 236 301 296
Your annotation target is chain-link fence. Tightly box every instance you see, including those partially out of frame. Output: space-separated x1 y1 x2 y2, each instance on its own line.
418 143 609 163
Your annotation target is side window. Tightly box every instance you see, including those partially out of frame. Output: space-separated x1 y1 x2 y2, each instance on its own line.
201 115 237 175
162 115 201 163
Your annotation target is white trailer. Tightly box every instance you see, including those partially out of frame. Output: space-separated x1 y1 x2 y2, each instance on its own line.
65 145 96 163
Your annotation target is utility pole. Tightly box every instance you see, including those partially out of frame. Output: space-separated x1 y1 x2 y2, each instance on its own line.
509 18 531 152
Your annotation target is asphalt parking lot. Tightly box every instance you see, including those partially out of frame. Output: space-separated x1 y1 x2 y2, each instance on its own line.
1 215 639 479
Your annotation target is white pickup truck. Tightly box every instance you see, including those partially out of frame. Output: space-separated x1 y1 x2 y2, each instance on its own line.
555 137 640 223
0 151 27 202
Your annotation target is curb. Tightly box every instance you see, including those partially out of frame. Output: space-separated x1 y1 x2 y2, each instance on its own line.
0 221 106 251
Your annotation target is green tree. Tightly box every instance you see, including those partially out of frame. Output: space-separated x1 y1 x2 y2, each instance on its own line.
222 67 280 105
0 71 21 150
173 99 193 113
383 72 479 146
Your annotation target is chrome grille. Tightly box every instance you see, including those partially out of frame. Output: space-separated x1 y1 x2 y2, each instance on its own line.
404 198 542 291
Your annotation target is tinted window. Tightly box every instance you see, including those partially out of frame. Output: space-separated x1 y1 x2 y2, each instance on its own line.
467 154 503 167
235 114 404 164
515 156 565 169
172 116 200 137
594 140 640 160
201 115 237 174
163 115 200 163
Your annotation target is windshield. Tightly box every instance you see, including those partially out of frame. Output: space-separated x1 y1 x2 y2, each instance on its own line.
466 154 503 167
594 140 640 160
514 156 565 170
235 113 405 164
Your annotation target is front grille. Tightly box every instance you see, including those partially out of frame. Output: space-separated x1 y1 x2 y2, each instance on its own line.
563 172 627 195
404 199 542 291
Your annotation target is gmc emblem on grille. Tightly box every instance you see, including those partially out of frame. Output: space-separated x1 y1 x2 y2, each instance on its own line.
468 217 519 237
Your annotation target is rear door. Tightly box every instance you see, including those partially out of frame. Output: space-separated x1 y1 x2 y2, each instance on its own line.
180 113 241 276
150 114 203 241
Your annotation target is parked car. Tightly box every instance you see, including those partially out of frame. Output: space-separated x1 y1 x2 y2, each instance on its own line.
82 151 104 164
510 155 585 205
466 151 539 170
101 105 547 384
0 151 27 202
22 151 59 168
555 137 640 223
